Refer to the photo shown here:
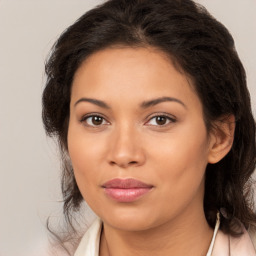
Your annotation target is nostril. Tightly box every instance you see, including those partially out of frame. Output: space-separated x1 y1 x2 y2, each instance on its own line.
109 160 138 167
110 161 116 166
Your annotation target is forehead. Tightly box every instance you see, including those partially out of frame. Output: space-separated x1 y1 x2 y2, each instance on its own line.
71 47 200 110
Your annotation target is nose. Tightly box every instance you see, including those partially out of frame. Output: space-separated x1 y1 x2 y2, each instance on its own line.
107 125 146 168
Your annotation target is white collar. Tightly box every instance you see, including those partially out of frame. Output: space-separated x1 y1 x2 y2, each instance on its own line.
206 212 220 256
74 217 102 256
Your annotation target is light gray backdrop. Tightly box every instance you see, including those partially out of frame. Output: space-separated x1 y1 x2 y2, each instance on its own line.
0 0 255 255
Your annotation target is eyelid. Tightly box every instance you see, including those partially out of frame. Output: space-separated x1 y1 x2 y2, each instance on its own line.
80 113 110 127
144 112 177 126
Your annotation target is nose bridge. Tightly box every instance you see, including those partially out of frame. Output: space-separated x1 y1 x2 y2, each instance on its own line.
108 121 145 168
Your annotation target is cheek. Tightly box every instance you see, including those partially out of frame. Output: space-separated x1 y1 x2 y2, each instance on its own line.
67 119 106 169
68 139 103 210
67 124 103 197
145 136 208 221
148 121 209 196
152 122 208 169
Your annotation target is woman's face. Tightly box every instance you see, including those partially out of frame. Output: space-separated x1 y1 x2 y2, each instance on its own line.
68 47 214 231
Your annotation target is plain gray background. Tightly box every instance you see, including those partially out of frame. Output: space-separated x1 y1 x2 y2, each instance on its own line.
0 0 255 255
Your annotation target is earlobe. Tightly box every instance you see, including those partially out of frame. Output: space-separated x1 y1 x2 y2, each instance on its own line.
208 115 235 164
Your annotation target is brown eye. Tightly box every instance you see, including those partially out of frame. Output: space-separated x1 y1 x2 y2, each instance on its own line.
82 115 108 127
146 115 176 126
91 116 103 125
155 116 168 125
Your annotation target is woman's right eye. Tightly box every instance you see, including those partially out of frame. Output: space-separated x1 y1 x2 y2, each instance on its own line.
80 115 109 127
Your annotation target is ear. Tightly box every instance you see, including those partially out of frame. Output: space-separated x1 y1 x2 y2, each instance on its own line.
208 115 235 164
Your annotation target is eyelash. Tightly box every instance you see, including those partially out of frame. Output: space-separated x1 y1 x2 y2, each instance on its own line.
145 113 176 126
80 113 176 128
80 113 109 127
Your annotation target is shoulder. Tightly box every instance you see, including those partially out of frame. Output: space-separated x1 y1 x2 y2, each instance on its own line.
249 227 256 250
212 226 256 256
230 227 256 256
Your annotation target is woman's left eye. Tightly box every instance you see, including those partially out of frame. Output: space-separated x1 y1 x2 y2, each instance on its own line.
146 115 176 126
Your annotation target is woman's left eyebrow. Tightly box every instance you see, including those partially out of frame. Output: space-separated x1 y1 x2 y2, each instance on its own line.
140 96 187 109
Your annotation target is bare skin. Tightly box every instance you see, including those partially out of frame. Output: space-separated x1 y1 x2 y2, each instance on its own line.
68 47 234 256
99 200 212 256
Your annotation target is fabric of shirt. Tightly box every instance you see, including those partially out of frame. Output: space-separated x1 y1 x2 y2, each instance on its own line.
74 217 256 256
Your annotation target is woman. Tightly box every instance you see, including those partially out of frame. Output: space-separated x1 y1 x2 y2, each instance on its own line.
42 0 256 255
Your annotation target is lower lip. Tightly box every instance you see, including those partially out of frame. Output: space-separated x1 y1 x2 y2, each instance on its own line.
104 187 152 202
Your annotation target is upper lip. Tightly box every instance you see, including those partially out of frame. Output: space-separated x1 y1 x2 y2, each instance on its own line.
102 178 153 189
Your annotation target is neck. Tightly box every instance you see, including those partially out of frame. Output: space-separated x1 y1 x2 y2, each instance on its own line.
100 206 213 256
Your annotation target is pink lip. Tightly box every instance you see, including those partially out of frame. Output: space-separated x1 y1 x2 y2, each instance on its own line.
102 178 153 202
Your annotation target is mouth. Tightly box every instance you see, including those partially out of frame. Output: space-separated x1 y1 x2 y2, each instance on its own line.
102 178 153 203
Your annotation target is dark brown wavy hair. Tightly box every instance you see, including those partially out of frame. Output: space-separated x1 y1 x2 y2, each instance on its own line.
42 0 256 253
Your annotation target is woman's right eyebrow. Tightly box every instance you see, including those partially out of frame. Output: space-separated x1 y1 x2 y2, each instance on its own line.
74 98 110 109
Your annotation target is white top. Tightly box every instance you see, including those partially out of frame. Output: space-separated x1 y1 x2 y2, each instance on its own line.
74 214 256 256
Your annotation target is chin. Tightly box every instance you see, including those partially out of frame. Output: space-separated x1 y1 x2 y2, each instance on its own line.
98 207 164 232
